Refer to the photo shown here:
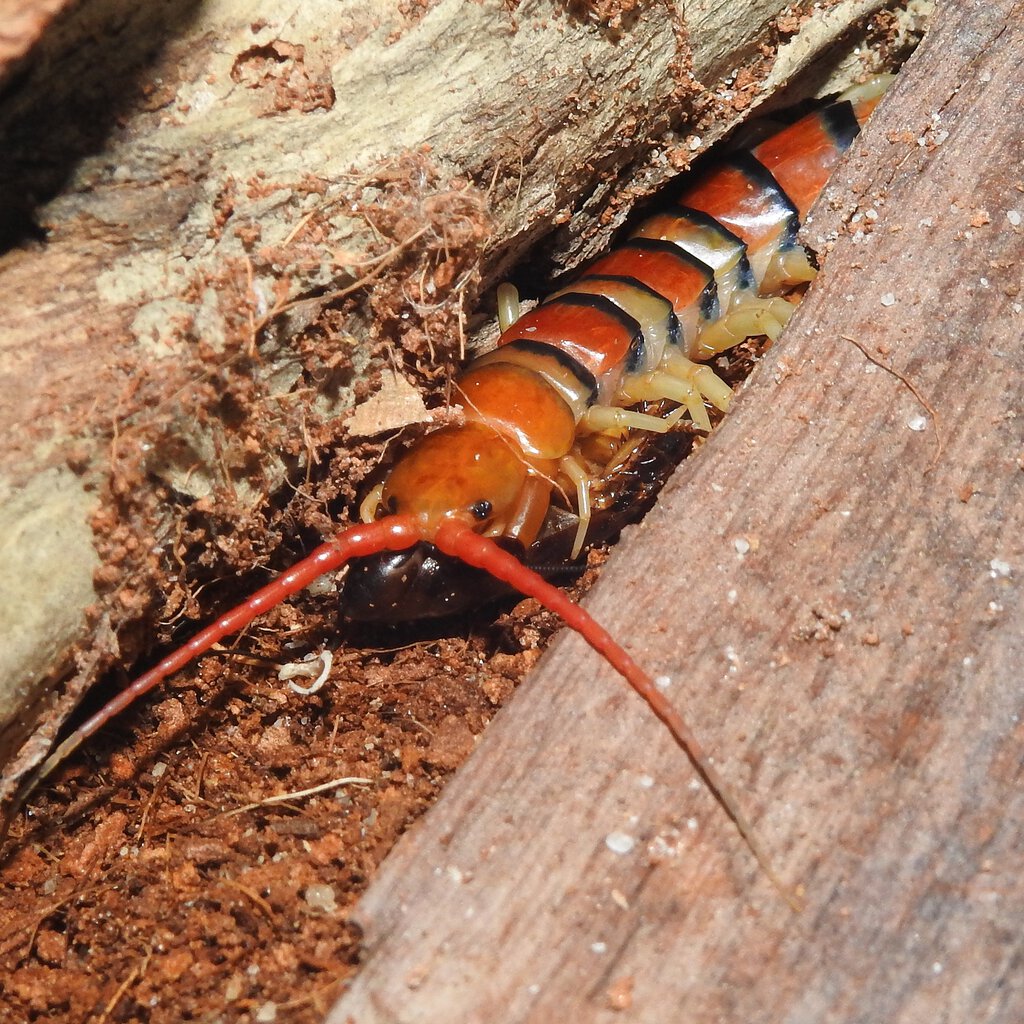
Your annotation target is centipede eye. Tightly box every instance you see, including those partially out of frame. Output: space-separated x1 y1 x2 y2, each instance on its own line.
470 499 493 521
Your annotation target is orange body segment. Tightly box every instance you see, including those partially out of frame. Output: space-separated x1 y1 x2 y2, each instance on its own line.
583 242 711 316
456 363 576 460
753 107 858 219
754 120 840 219
498 299 637 379
676 158 795 252
381 422 532 527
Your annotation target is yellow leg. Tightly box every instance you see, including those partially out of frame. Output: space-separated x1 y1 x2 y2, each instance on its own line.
838 73 894 105
558 455 594 559
581 404 689 435
619 373 713 432
497 283 521 332
758 249 817 295
694 296 795 357
359 482 385 523
662 351 733 412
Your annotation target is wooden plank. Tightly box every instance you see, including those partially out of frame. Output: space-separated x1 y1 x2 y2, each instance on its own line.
329 3 1024 1021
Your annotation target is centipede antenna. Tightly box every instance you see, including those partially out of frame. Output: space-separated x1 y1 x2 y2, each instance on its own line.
435 519 801 910
1 517 423 849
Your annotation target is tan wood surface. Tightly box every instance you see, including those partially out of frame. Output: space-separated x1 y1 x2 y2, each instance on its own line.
328 3 1024 1021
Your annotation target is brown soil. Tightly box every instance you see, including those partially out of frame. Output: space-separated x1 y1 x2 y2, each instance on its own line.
0 166 542 1020
0 579 576 1022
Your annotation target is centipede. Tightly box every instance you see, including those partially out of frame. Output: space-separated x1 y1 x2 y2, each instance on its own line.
5 76 891 900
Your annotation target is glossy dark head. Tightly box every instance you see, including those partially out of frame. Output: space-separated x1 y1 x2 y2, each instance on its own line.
342 540 527 622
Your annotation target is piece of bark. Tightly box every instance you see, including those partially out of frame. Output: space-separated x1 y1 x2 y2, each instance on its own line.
0 0 68 83
0 0 907 796
328 4 1024 1023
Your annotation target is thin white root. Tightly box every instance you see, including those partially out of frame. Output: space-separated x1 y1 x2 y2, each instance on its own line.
279 650 334 695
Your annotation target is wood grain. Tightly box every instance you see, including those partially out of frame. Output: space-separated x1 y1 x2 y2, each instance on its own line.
328 3 1024 1021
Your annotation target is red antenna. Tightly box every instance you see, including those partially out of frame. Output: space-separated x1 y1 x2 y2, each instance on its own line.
7 514 797 908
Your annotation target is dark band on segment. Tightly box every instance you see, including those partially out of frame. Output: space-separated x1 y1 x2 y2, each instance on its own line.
554 273 683 366
666 203 745 248
670 204 757 292
492 338 599 407
580 238 720 352
726 152 802 251
821 100 861 151
618 237 716 281
545 292 647 374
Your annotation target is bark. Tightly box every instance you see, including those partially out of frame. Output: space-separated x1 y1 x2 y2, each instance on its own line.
0 0 69 83
328 2 1024 1022
0 0 909 795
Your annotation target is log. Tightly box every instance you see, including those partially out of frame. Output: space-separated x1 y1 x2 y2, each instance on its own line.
0 0 908 797
327 2 1024 1022
0 0 68 83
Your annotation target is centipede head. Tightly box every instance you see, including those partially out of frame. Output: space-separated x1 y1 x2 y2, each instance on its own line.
345 420 545 620
345 428 694 621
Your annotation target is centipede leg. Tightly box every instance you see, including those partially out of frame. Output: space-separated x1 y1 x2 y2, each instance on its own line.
694 296 795 356
619 373 714 432
496 282 522 332
581 404 689 435
558 454 595 558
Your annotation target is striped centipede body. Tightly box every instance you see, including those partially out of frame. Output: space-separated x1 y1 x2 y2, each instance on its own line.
8 77 891 896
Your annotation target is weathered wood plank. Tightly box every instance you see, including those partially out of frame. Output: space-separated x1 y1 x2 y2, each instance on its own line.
329 3 1024 1021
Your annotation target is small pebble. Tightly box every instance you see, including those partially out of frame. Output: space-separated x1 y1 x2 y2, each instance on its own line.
303 883 338 912
605 832 636 856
